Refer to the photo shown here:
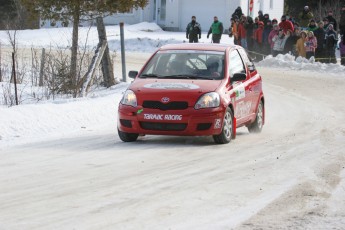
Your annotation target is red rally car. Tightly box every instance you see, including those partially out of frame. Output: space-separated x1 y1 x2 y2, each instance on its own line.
118 43 265 144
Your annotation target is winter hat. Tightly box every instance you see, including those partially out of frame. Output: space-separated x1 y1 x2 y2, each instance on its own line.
281 15 286 20
272 18 278 24
304 6 309 10
310 19 315 23
328 24 334 30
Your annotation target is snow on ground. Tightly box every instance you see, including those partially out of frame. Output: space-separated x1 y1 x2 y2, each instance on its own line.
0 22 345 230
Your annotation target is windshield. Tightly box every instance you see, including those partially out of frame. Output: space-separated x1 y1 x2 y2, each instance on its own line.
140 50 225 80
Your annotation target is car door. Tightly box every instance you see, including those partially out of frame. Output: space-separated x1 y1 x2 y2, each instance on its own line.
237 48 262 118
228 49 252 125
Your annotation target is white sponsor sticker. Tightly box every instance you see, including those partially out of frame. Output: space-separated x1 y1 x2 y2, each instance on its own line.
144 83 200 90
235 101 252 118
234 85 245 101
144 114 182 121
214 119 222 129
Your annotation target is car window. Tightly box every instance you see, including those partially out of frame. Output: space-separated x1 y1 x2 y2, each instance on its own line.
140 50 225 80
237 48 256 73
228 50 246 78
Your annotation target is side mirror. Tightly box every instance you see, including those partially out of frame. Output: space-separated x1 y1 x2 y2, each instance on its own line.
128 71 138 79
248 62 256 72
231 72 247 82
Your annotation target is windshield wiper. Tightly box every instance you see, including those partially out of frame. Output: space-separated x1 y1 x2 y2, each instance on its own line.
162 74 200 79
140 74 162 78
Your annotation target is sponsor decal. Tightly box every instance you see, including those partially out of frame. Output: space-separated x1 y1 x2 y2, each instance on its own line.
214 119 222 129
144 83 200 90
234 85 245 101
235 101 252 118
137 108 144 114
144 114 182 121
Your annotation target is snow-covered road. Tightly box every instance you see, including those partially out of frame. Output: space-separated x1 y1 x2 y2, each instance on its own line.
1 56 345 229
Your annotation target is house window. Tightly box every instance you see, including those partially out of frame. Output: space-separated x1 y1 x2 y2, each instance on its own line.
270 0 273 9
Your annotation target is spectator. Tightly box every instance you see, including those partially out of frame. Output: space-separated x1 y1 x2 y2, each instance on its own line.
284 29 297 55
339 36 345 65
262 19 273 55
230 16 240 45
186 16 201 43
245 16 255 51
238 15 248 49
279 15 294 33
207 16 224 43
323 18 330 32
258 10 265 22
296 31 307 58
263 13 270 25
254 21 264 60
232 6 243 20
326 10 337 31
324 24 338 63
299 6 314 29
313 21 326 62
307 19 317 32
268 24 280 54
340 5 345 36
272 18 278 26
305 31 317 59
272 29 289 57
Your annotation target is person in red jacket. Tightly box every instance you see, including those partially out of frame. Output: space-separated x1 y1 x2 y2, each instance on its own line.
254 21 264 60
279 15 294 34
238 15 248 49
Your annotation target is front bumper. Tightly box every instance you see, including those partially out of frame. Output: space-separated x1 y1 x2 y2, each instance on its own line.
118 104 226 136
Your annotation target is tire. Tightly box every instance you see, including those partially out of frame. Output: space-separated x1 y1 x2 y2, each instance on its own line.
213 107 234 144
248 100 264 133
118 129 139 142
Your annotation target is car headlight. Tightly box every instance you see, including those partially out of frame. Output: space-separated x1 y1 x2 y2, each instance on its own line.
121 90 137 107
195 92 220 109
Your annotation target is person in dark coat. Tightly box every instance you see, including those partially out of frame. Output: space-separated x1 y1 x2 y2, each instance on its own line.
258 10 265 22
186 16 201 43
284 29 297 55
263 13 270 25
245 16 255 51
313 21 326 62
326 10 337 31
324 24 338 63
232 6 243 20
262 19 273 55
340 5 345 36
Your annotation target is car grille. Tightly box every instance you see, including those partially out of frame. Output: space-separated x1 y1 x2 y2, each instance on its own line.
142 101 188 110
140 122 187 131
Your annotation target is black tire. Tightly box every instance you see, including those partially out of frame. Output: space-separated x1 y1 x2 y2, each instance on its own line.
248 100 264 133
213 107 234 144
118 129 139 142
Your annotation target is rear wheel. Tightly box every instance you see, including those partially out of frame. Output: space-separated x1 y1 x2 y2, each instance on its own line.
248 101 264 133
213 107 233 144
118 129 139 142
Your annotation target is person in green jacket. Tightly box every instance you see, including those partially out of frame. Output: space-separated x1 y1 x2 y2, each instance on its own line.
207 16 224 43
299 6 314 29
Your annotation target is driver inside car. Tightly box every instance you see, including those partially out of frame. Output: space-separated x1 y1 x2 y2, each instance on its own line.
206 56 221 78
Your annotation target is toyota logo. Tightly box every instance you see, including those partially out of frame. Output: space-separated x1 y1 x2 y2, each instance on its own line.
161 97 170 103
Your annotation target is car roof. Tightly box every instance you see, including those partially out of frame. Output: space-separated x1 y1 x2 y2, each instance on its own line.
159 43 238 52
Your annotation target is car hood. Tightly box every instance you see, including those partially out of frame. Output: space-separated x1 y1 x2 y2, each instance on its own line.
129 78 223 106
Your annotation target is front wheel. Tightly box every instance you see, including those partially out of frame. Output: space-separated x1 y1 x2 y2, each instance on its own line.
248 100 264 133
118 129 139 142
213 107 234 144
